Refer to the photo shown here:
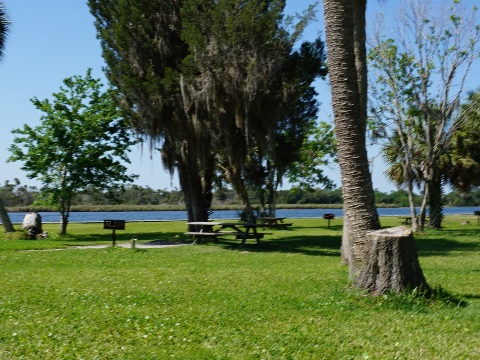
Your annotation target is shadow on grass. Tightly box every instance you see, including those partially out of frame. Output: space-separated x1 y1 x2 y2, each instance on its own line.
60 231 189 245
221 234 342 257
59 225 478 258
463 293 480 300
293 224 343 231
415 236 480 256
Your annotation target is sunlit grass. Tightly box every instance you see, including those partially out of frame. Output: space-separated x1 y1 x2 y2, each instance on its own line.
0 216 479 359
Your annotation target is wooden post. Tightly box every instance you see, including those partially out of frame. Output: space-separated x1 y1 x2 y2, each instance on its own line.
355 226 428 295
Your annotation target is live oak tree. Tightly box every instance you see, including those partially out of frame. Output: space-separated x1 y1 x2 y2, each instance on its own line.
89 0 328 222
180 1 328 218
89 0 215 224
323 0 380 277
8 70 137 235
0 2 13 233
369 0 480 230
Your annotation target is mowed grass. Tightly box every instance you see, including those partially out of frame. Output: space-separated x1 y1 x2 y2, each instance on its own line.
0 216 479 359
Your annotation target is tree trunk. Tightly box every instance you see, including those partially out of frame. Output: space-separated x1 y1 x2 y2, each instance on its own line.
352 0 367 120
323 0 380 276
0 196 14 232
355 226 428 295
60 212 68 236
402 162 419 232
428 167 444 229
177 154 212 230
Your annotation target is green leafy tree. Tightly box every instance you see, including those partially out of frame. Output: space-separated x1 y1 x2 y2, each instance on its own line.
0 2 13 233
444 90 480 192
260 39 330 216
286 120 337 190
369 0 480 230
8 70 137 235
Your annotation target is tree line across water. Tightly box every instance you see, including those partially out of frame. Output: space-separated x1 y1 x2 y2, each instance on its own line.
2 179 479 210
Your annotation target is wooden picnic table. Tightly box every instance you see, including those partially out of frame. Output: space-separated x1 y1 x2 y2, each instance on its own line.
260 217 293 229
185 222 223 243
398 215 429 225
186 221 265 246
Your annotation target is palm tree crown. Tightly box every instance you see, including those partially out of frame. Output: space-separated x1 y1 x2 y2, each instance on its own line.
0 2 10 60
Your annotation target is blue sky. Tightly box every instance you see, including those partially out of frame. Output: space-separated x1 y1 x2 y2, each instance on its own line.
0 1 478 193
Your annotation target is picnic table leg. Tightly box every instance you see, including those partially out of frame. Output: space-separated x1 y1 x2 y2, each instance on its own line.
253 227 261 243
240 227 251 248
193 234 200 244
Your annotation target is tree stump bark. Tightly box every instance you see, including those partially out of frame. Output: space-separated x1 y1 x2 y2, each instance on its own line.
355 226 428 295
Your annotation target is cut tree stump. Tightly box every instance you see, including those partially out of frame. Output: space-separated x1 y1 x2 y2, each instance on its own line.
355 226 428 295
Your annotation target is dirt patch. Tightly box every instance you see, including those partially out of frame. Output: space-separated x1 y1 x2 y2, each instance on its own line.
71 241 190 249
22 241 191 251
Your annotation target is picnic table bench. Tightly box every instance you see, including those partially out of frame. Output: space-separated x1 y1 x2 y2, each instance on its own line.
398 215 429 225
186 221 265 246
399 216 413 225
260 217 293 229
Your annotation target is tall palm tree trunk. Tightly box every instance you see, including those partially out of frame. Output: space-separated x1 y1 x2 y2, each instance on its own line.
323 0 380 277
1 4 12 232
428 166 444 228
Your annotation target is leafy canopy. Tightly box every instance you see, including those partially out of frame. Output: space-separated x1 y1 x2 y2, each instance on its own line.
8 70 137 232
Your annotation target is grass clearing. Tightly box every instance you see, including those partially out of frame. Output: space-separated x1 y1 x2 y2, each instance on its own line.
1 216 479 359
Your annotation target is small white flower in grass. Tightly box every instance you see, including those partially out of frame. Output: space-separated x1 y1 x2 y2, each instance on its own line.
145 316 150 319
12 333 17 337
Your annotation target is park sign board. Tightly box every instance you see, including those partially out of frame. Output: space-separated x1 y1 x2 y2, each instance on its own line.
103 219 126 230
103 220 126 246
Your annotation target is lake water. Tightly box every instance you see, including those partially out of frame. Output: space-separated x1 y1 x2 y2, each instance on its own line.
5 207 479 223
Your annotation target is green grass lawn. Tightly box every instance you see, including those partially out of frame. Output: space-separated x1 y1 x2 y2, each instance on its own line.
1 216 479 359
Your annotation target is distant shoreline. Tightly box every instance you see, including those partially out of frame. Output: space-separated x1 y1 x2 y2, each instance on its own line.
8 205 478 213
6 203 415 213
